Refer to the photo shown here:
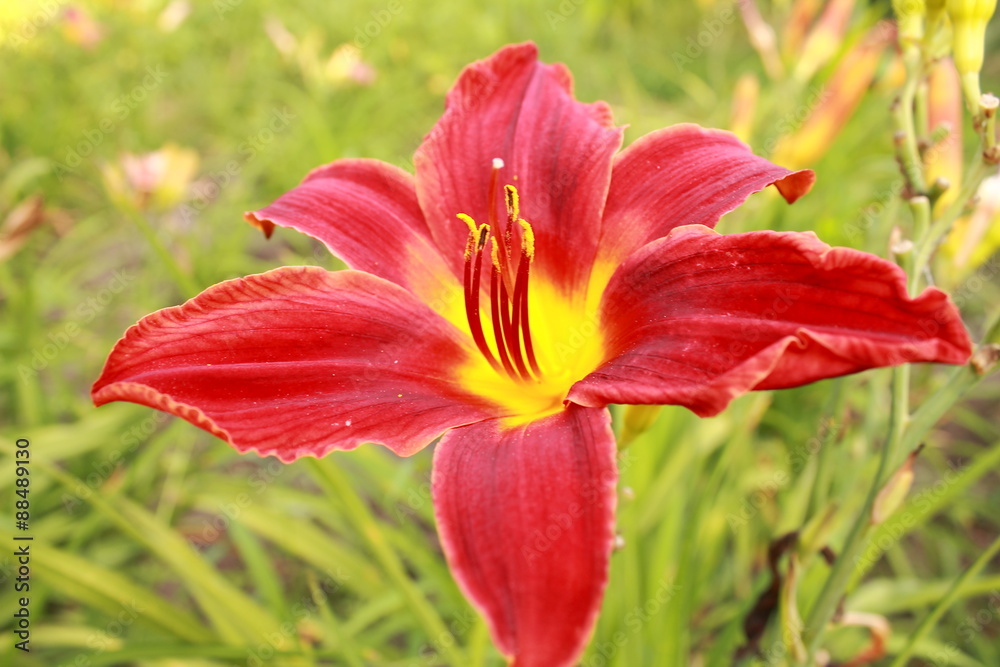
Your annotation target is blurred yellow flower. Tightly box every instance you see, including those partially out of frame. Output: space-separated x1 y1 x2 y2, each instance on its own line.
263 17 377 90
325 43 376 87
102 144 199 211
943 173 1000 274
61 5 103 49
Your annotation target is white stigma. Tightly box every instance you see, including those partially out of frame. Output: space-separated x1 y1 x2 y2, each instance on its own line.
492 157 504 170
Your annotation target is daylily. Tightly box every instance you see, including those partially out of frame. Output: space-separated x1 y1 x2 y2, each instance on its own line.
93 43 972 666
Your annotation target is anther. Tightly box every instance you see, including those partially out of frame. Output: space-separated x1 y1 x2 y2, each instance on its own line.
504 184 519 221
456 172 542 383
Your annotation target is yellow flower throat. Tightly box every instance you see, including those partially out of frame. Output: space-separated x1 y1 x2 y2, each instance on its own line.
455 158 605 424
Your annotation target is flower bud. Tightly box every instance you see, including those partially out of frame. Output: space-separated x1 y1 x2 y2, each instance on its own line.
619 405 661 447
946 0 998 109
926 58 963 212
893 0 926 45
871 445 923 525
926 0 948 32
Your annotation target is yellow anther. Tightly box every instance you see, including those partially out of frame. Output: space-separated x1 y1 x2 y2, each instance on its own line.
504 184 520 220
490 238 502 271
457 212 478 234
518 219 535 259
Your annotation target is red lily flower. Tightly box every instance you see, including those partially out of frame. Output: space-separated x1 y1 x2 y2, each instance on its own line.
93 43 971 667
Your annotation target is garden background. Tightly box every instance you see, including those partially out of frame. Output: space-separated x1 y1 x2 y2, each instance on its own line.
1 0 999 665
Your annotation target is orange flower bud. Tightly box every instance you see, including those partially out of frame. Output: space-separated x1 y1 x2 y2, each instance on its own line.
926 58 964 212
772 24 893 168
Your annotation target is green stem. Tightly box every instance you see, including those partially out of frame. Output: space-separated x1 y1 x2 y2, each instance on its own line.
904 196 931 293
306 459 467 666
899 311 1000 455
806 379 845 520
802 366 909 660
888 533 1000 667
894 45 928 195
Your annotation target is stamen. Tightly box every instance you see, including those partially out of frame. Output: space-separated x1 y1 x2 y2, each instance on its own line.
518 218 535 259
489 243 517 378
458 213 478 259
504 184 519 221
496 245 530 381
457 178 542 383
458 214 499 372
514 220 540 376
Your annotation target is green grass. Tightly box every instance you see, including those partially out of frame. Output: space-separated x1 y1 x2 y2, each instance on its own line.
1 1 999 665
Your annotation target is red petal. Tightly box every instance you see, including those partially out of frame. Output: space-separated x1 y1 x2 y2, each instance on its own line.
570 227 971 415
415 42 623 296
595 124 815 269
432 405 617 667
92 267 496 460
245 159 460 303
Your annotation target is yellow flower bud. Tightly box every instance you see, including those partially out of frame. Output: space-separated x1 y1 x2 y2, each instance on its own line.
946 0 998 108
893 0 927 44
871 445 922 525
926 0 948 31
619 405 662 447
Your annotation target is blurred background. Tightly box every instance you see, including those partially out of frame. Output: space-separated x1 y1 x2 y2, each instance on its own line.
1 0 999 665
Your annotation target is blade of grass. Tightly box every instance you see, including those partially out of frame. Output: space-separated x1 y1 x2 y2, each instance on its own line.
306 457 467 666
27 542 214 642
888 533 1000 666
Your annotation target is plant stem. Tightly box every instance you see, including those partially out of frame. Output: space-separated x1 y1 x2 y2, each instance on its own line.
894 46 928 195
802 365 909 661
912 151 993 280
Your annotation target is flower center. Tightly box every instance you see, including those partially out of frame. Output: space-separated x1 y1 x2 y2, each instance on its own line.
457 158 542 384
453 159 606 423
